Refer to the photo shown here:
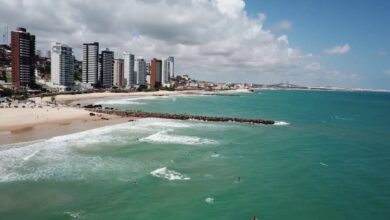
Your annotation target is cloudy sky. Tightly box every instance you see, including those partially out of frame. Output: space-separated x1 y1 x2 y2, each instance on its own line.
0 0 389 89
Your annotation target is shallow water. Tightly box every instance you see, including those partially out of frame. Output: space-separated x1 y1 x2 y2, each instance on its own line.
1 90 389 219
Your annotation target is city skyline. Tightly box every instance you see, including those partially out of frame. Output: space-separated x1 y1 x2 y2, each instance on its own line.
0 0 389 89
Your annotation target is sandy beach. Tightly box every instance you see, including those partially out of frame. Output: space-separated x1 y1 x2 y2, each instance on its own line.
0 106 133 145
1 89 249 145
1 91 189 145
31 90 198 104
30 89 250 104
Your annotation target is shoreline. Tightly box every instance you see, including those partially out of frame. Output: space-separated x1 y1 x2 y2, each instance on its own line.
0 106 135 145
1 89 250 146
30 89 251 104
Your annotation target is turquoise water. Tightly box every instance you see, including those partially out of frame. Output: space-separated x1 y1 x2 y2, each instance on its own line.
1 90 390 219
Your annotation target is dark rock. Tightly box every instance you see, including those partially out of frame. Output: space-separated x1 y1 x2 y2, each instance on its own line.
93 109 275 125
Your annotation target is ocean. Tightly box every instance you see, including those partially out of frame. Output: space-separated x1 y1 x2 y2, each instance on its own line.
0 90 389 219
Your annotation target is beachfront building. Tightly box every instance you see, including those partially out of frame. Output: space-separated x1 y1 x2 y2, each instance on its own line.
168 56 175 79
113 58 124 88
123 52 135 88
162 58 168 86
11 27 35 88
146 62 151 75
150 58 162 88
135 58 147 86
82 42 99 86
161 56 174 86
51 42 74 88
99 48 114 88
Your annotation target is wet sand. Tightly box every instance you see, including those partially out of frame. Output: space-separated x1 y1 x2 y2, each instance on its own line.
0 107 134 145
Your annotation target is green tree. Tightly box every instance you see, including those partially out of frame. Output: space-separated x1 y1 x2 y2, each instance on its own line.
74 68 82 81
0 87 13 97
0 70 7 82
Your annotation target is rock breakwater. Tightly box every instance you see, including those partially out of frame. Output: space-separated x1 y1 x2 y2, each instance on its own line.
91 109 275 125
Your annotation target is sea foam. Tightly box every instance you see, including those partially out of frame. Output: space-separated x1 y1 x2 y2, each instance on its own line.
94 95 175 106
0 118 220 182
205 197 214 204
0 123 141 182
140 130 218 145
95 99 146 105
150 167 190 181
274 121 290 126
211 153 220 158
64 211 84 219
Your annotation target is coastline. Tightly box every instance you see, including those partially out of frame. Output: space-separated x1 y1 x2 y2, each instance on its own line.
1 89 250 146
30 89 251 104
0 106 134 145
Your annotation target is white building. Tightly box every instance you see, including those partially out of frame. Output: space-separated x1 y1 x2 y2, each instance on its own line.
51 42 74 88
113 58 124 87
162 56 175 86
167 56 175 79
135 58 147 86
123 52 135 87
82 42 99 86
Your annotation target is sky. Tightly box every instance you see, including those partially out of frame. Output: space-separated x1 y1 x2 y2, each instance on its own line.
0 0 389 89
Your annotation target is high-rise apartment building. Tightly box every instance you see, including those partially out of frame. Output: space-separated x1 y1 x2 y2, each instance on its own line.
123 52 135 87
82 42 99 86
167 56 175 79
51 42 74 87
11 27 35 88
135 58 147 86
113 58 124 87
99 48 114 88
162 58 168 86
162 56 174 86
150 58 162 87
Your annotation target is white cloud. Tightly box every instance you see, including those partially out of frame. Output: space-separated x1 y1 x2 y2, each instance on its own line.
272 20 293 32
0 0 357 86
214 0 245 18
277 35 289 45
324 44 351 55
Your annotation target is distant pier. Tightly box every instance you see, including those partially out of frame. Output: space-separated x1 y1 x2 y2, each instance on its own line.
90 107 275 125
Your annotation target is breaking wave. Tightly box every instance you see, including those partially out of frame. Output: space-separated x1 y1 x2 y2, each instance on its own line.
0 123 144 183
95 95 177 106
140 130 218 145
0 118 221 182
63 211 84 219
205 197 215 204
274 121 290 126
150 167 190 181
95 99 146 105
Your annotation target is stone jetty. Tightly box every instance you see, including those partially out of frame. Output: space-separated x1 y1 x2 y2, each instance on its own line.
91 109 275 125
